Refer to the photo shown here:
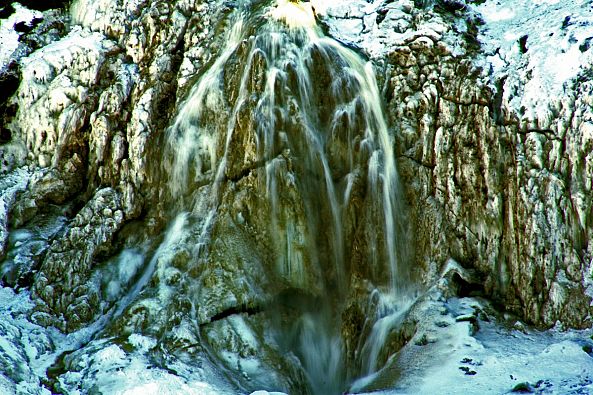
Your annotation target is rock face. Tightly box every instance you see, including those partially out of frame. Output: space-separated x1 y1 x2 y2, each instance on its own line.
316 0 593 329
383 1 592 329
0 0 592 393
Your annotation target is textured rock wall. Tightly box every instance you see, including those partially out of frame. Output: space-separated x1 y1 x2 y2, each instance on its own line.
366 3 593 328
314 0 592 329
2 0 232 331
1 0 592 335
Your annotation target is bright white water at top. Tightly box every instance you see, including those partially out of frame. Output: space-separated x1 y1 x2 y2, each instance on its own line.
269 0 316 28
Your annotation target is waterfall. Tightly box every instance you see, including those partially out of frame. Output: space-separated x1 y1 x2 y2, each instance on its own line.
157 0 414 392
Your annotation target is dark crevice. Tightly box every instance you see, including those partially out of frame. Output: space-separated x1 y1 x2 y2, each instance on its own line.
207 303 264 324
518 35 528 54
152 20 188 132
490 76 507 126
441 94 489 107
399 154 436 170
376 8 388 25
579 37 593 53
517 128 562 141
204 288 323 327
0 128 11 144
225 148 288 183
43 349 74 394
0 3 15 18
274 288 323 312
435 0 467 14
561 16 571 30
12 0 70 12
0 61 21 144
451 272 485 297
226 158 268 183
14 17 43 33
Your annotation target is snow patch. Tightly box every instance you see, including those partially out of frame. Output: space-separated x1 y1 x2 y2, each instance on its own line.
0 4 42 70
471 0 593 122
0 283 238 394
315 0 439 59
372 295 593 395
127 334 156 353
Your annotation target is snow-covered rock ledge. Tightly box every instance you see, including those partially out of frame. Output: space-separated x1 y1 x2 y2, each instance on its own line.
473 0 593 125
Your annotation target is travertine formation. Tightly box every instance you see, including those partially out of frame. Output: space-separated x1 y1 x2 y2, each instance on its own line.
0 0 592 392
319 0 593 329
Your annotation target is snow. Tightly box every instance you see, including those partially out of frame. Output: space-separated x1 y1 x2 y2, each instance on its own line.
309 0 340 17
56 340 232 395
0 4 42 70
315 0 467 61
270 0 316 28
470 0 593 122
19 26 109 86
414 311 593 394
317 0 593 123
0 284 239 395
353 294 593 395
127 334 157 352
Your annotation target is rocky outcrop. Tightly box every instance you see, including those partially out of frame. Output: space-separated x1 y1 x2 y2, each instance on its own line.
1 0 215 331
32 188 125 331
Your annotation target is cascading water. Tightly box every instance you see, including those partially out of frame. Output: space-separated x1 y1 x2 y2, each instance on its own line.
154 0 415 392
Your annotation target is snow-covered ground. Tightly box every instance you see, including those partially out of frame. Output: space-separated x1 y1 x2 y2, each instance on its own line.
383 296 593 395
1 279 592 394
0 285 238 395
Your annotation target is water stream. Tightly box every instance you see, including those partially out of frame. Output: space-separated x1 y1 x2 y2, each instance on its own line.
158 0 415 392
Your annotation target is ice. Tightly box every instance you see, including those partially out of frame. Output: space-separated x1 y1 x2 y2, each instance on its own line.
0 169 30 257
102 248 145 301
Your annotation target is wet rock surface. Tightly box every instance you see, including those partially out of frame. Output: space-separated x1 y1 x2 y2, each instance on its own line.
320 0 593 329
0 0 592 393
375 0 593 329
